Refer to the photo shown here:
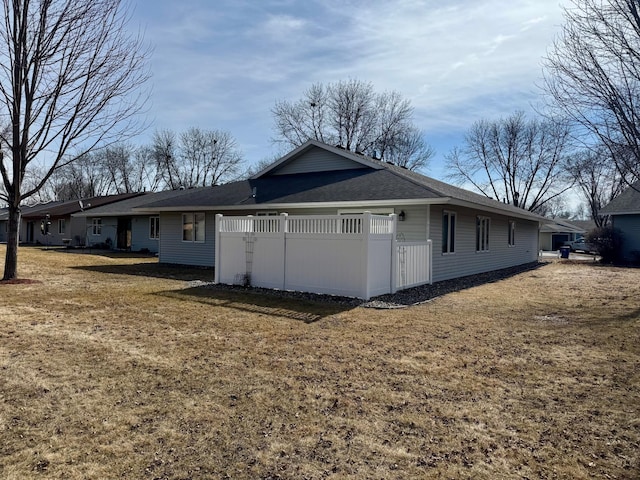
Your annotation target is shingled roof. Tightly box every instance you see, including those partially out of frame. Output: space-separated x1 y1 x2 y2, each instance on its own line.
19 193 142 219
72 190 193 217
136 140 543 222
600 181 640 215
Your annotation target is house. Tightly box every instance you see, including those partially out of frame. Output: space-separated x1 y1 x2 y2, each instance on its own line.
72 189 193 253
136 140 543 285
600 181 640 262
539 218 588 251
1 193 141 247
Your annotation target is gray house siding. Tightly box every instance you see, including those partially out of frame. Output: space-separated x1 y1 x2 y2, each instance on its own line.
430 205 538 283
272 146 367 175
159 212 215 267
131 216 160 253
0 220 7 242
85 217 118 246
612 214 640 261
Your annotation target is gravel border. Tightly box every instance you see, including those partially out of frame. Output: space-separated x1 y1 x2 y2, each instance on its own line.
191 262 543 309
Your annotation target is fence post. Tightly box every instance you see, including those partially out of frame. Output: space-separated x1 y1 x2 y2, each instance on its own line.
390 213 398 294
214 214 223 283
280 213 288 290
428 239 433 284
360 212 371 300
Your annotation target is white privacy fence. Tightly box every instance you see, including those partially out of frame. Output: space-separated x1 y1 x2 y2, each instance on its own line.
214 213 431 300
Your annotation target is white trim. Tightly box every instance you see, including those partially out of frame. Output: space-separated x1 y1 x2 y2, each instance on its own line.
133 197 542 223
337 207 394 215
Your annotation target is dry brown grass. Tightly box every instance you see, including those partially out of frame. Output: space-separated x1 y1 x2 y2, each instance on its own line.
0 246 639 479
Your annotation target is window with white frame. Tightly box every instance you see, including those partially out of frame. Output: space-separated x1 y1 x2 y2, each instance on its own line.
58 218 66 234
476 216 490 252
182 212 205 242
256 211 278 216
442 211 456 254
91 218 102 235
149 216 160 239
508 220 516 246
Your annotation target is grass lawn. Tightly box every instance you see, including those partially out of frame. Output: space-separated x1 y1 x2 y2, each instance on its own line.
0 246 639 479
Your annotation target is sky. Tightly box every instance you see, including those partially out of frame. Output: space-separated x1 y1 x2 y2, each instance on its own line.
130 0 567 180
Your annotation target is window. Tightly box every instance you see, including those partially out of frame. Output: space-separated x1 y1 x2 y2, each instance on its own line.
476 216 490 252
256 211 278 216
91 218 102 236
508 220 516 246
182 212 205 242
442 211 456 254
58 219 65 234
149 216 160 239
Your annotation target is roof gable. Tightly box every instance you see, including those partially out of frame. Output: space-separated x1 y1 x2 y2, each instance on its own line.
253 140 382 178
600 181 640 215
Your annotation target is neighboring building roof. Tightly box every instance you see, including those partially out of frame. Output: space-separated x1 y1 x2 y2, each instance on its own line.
20 193 142 219
136 140 544 222
72 189 193 217
600 181 640 215
540 218 588 234
0 201 66 220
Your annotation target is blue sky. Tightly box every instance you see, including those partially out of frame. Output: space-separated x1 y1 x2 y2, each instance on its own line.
131 0 566 179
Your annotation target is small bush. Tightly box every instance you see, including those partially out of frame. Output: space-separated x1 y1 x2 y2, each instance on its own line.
585 226 624 263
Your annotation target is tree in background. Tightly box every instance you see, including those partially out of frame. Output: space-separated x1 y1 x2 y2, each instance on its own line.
151 128 244 190
0 0 149 280
543 0 640 184
565 146 630 226
445 111 573 212
272 79 434 171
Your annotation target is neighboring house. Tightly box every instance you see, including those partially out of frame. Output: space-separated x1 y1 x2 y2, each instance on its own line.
137 140 544 284
600 181 640 262
72 189 193 253
12 193 141 247
539 218 588 251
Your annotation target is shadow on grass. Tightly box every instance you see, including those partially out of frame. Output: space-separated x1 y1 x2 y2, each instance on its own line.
155 286 353 323
71 262 214 282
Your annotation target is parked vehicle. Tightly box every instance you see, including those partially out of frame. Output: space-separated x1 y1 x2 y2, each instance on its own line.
565 239 598 254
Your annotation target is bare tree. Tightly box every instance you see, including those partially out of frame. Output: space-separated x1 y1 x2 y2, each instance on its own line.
0 0 149 280
272 79 433 171
543 0 640 184
565 146 630 226
152 129 180 190
152 128 244 190
446 111 574 212
103 143 158 193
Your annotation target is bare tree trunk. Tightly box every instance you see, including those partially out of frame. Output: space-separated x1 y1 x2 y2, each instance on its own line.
3 204 20 280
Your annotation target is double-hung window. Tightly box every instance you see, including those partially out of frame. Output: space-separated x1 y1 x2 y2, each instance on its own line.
149 216 160 239
508 220 516 246
442 211 456 254
92 218 102 236
58 219 66 234
182 213 205 242
476 216 490 252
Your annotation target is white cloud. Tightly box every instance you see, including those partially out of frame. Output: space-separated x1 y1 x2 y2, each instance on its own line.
131 0 566 169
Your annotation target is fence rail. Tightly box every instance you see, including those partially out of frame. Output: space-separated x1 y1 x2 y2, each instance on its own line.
218 214 395 235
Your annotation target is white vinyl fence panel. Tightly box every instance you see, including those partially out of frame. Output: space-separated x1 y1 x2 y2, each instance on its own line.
396 241 433 290
215 213 431 300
